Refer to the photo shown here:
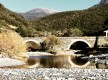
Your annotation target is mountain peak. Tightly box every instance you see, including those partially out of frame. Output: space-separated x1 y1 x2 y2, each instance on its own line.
26 8 58 14
20 8 58 20
99 0 108 5
91 0 108 8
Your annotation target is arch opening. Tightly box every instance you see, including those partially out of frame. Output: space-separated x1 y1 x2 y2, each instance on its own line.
70 41 90 50
69 41 90 67
70 55 88 66
26 41 41 52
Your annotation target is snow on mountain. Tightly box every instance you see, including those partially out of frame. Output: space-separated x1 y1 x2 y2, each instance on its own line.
19 8 58 20
27 8 58 14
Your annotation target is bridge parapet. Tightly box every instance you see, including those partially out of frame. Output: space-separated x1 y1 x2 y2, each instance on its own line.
23 37 108 50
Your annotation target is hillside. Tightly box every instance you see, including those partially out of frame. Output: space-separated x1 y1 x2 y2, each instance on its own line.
19 8 58 20
0 3 29 36
1 1 108 37
30 4 108 36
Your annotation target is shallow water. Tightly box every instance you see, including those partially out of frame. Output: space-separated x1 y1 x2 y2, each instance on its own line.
27 55 71 68
29 55 50 59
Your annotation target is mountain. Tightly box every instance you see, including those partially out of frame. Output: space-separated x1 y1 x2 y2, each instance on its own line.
1 1 108 37
20 8 58 20
30 3 108 36
93 0 108 7
98 0 108 5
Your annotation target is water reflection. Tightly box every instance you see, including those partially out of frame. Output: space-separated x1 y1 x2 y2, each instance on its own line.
27 54 92 68
27 55 70 68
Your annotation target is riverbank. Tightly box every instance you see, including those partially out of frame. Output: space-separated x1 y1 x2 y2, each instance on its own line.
0 68 108 80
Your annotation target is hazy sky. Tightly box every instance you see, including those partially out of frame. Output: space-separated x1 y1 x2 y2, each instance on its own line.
0 0 101 12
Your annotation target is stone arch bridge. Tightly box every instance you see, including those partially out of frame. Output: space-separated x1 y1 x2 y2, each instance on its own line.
24 37 108 50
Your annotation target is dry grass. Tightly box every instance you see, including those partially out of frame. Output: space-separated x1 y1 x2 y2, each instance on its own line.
0 29 28 62
42 35 62 50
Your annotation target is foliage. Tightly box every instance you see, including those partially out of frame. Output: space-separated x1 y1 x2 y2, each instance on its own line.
41 35 61 50
69 28 84 37
1 3 108 37
0 3 29 37
30 4 108 36
0 29 28 61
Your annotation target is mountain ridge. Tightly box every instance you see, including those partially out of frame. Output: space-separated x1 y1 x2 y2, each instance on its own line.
93 0 108 7
30 3 108 36
0 1 108 37
98 0 108 5
19 8 58 20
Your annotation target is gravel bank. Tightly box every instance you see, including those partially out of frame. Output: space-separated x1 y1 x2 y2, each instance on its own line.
0 58 25 67
0 68 108 80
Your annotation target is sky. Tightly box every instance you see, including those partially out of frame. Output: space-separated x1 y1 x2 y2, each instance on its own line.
0 0 101 12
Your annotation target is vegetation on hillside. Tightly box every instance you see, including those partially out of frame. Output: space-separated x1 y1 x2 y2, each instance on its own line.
0 3 30 37
0 3 108 37
30 4 108 36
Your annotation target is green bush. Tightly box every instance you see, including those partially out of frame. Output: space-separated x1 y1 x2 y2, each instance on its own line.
69 28 83 37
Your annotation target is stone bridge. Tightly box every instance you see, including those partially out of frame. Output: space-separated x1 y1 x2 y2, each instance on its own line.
24 37 108 50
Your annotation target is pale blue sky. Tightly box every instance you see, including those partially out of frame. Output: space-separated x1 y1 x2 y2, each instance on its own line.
0 0 101 12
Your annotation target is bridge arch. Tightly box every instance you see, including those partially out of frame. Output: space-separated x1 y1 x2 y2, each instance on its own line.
68 39 91 68
68 39 91 50
25 40 41 52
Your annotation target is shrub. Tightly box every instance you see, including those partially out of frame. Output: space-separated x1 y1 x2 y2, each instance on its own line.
0 29 28 61
41 35 61 50
69 28 83 37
